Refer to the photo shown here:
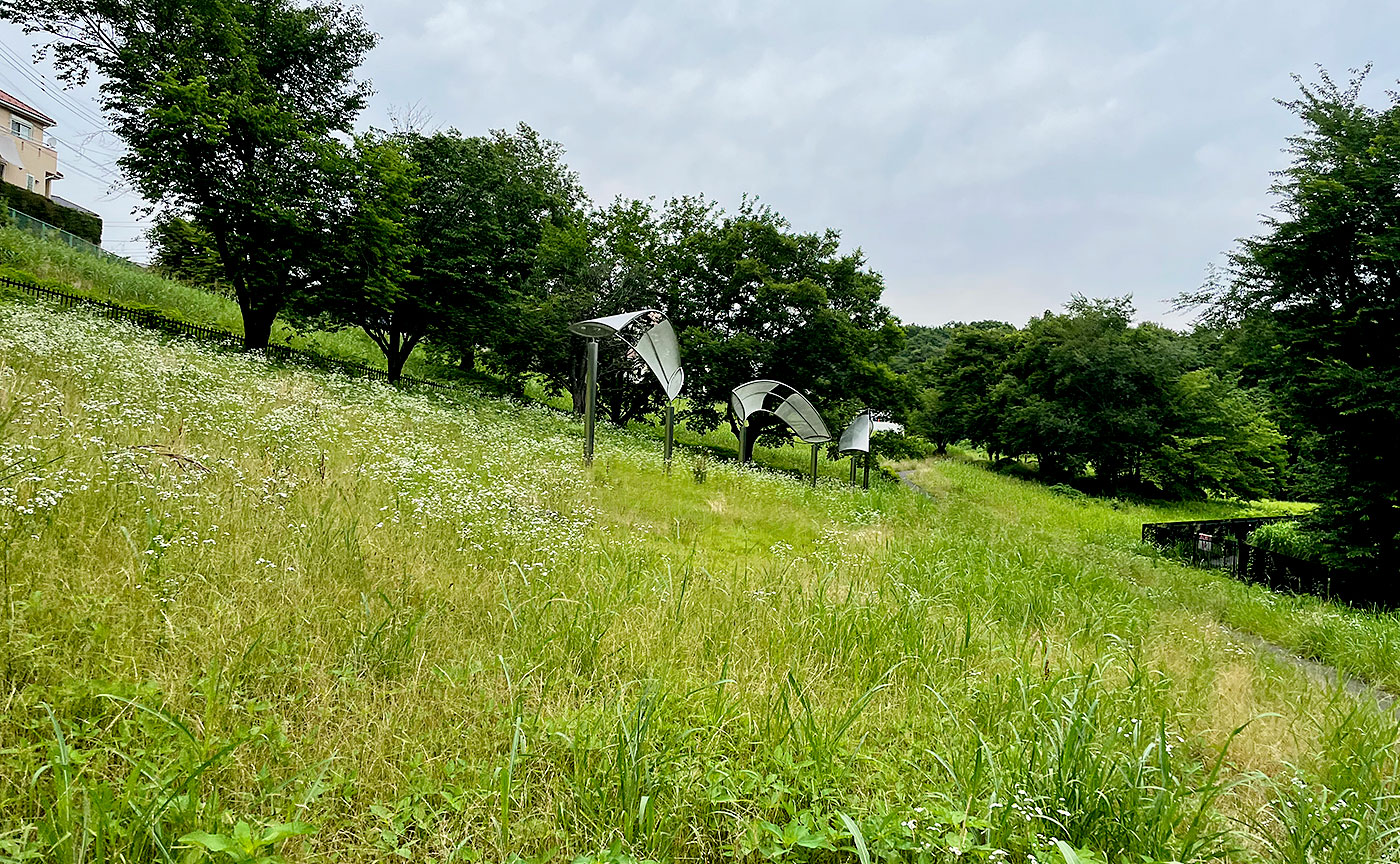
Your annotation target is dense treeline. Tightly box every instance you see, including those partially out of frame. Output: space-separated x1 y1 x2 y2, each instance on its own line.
3 0 1396 569
901 299 1287 500
1186 67 1400 576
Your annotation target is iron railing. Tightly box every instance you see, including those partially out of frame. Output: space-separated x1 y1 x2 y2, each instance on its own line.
1142 516 1348 602
2 275 453 391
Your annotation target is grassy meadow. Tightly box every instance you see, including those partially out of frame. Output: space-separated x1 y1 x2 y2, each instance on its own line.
0 269 1398 861
0 227 445 381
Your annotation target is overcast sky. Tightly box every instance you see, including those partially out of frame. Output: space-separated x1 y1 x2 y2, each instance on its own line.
1 1 1396 328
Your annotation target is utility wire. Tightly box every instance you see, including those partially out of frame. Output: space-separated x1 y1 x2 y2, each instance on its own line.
0 42 109 130
0 66 120 171
45 133 122 178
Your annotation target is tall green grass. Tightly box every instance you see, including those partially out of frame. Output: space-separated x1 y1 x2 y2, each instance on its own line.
897 459 1400 694
0 296 1396 861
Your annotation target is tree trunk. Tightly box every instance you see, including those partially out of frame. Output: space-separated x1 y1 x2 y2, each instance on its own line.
239 299 276 350
385 345 411 383
458 349 475 371
737 413 780 462
567 353 586 415
366 327 423 384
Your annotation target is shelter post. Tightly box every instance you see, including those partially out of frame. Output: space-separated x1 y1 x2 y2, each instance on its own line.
584 338 598 465
664 402 674 469
862 452 870 489
810 443 819 487
568 309 685 467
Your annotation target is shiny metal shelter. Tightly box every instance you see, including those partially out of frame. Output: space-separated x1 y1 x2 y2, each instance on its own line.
729 379 831 485
838 409 874 488
569 310 685 465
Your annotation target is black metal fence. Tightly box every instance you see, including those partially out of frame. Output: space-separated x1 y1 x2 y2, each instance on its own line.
1141 517 1361 604
2 275 453 391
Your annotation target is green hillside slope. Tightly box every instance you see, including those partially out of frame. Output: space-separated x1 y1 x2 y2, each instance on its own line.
1 296 1397 862
0 226 445 381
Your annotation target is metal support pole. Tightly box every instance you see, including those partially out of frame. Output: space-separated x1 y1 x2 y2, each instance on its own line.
810 443 819 487
583 338 598 465
849 456 857 486
664 402 674 470
862 452 870 489
738 425 747 464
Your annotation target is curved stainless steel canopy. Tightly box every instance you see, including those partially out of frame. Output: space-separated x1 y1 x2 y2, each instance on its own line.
838 409 874 489
838 409 873 455
570 309 685 465
730 379 830 486
729 379 831 443
569 309 684 400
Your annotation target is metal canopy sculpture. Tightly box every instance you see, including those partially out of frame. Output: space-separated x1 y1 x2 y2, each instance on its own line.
569 309 684 465
730 379 831 486
838 409 874 489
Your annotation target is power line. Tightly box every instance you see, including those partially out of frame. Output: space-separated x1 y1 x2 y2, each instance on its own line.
46 127 123 159
0 64 127 184
54 159 118 186
0 42 109 130
0 56 106 132
45 133 121 178
0 66 120 176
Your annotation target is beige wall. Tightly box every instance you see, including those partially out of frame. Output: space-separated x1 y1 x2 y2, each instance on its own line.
0 105 59 198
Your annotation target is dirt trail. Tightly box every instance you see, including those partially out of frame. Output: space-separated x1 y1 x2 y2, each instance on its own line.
896 470 1396 713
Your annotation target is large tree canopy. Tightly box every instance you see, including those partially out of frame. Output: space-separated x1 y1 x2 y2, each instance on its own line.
293 133 421 380
2 0 376 348
284 124 586 383
668 199 909 452
904 298 1285 499
1190 67 1400 574
997 297 1188 487
510 196 911 443
443 125 589 379
906 323 1016 455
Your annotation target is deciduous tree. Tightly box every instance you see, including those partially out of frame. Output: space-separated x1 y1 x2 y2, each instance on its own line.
669 199 910 455
294 133 421 381
418 125 586 378
2 0 376 348
1189 67 1400 573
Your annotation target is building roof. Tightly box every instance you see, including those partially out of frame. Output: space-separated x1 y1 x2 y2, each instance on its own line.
52 196 98 217
0 88 55 127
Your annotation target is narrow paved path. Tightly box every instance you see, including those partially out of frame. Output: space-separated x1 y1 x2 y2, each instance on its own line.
1220 625 1394 712
897 469 932 497
897 469 1396 712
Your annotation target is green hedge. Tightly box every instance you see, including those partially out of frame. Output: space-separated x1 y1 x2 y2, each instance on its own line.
0 183 102 244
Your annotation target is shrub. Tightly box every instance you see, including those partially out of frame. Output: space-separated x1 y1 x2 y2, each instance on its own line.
1048 483 1090 504
870 431 939 460
1248 520 1322 561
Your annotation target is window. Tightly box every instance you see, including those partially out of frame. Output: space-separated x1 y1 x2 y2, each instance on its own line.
25 175 34 192
9 119 30 140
